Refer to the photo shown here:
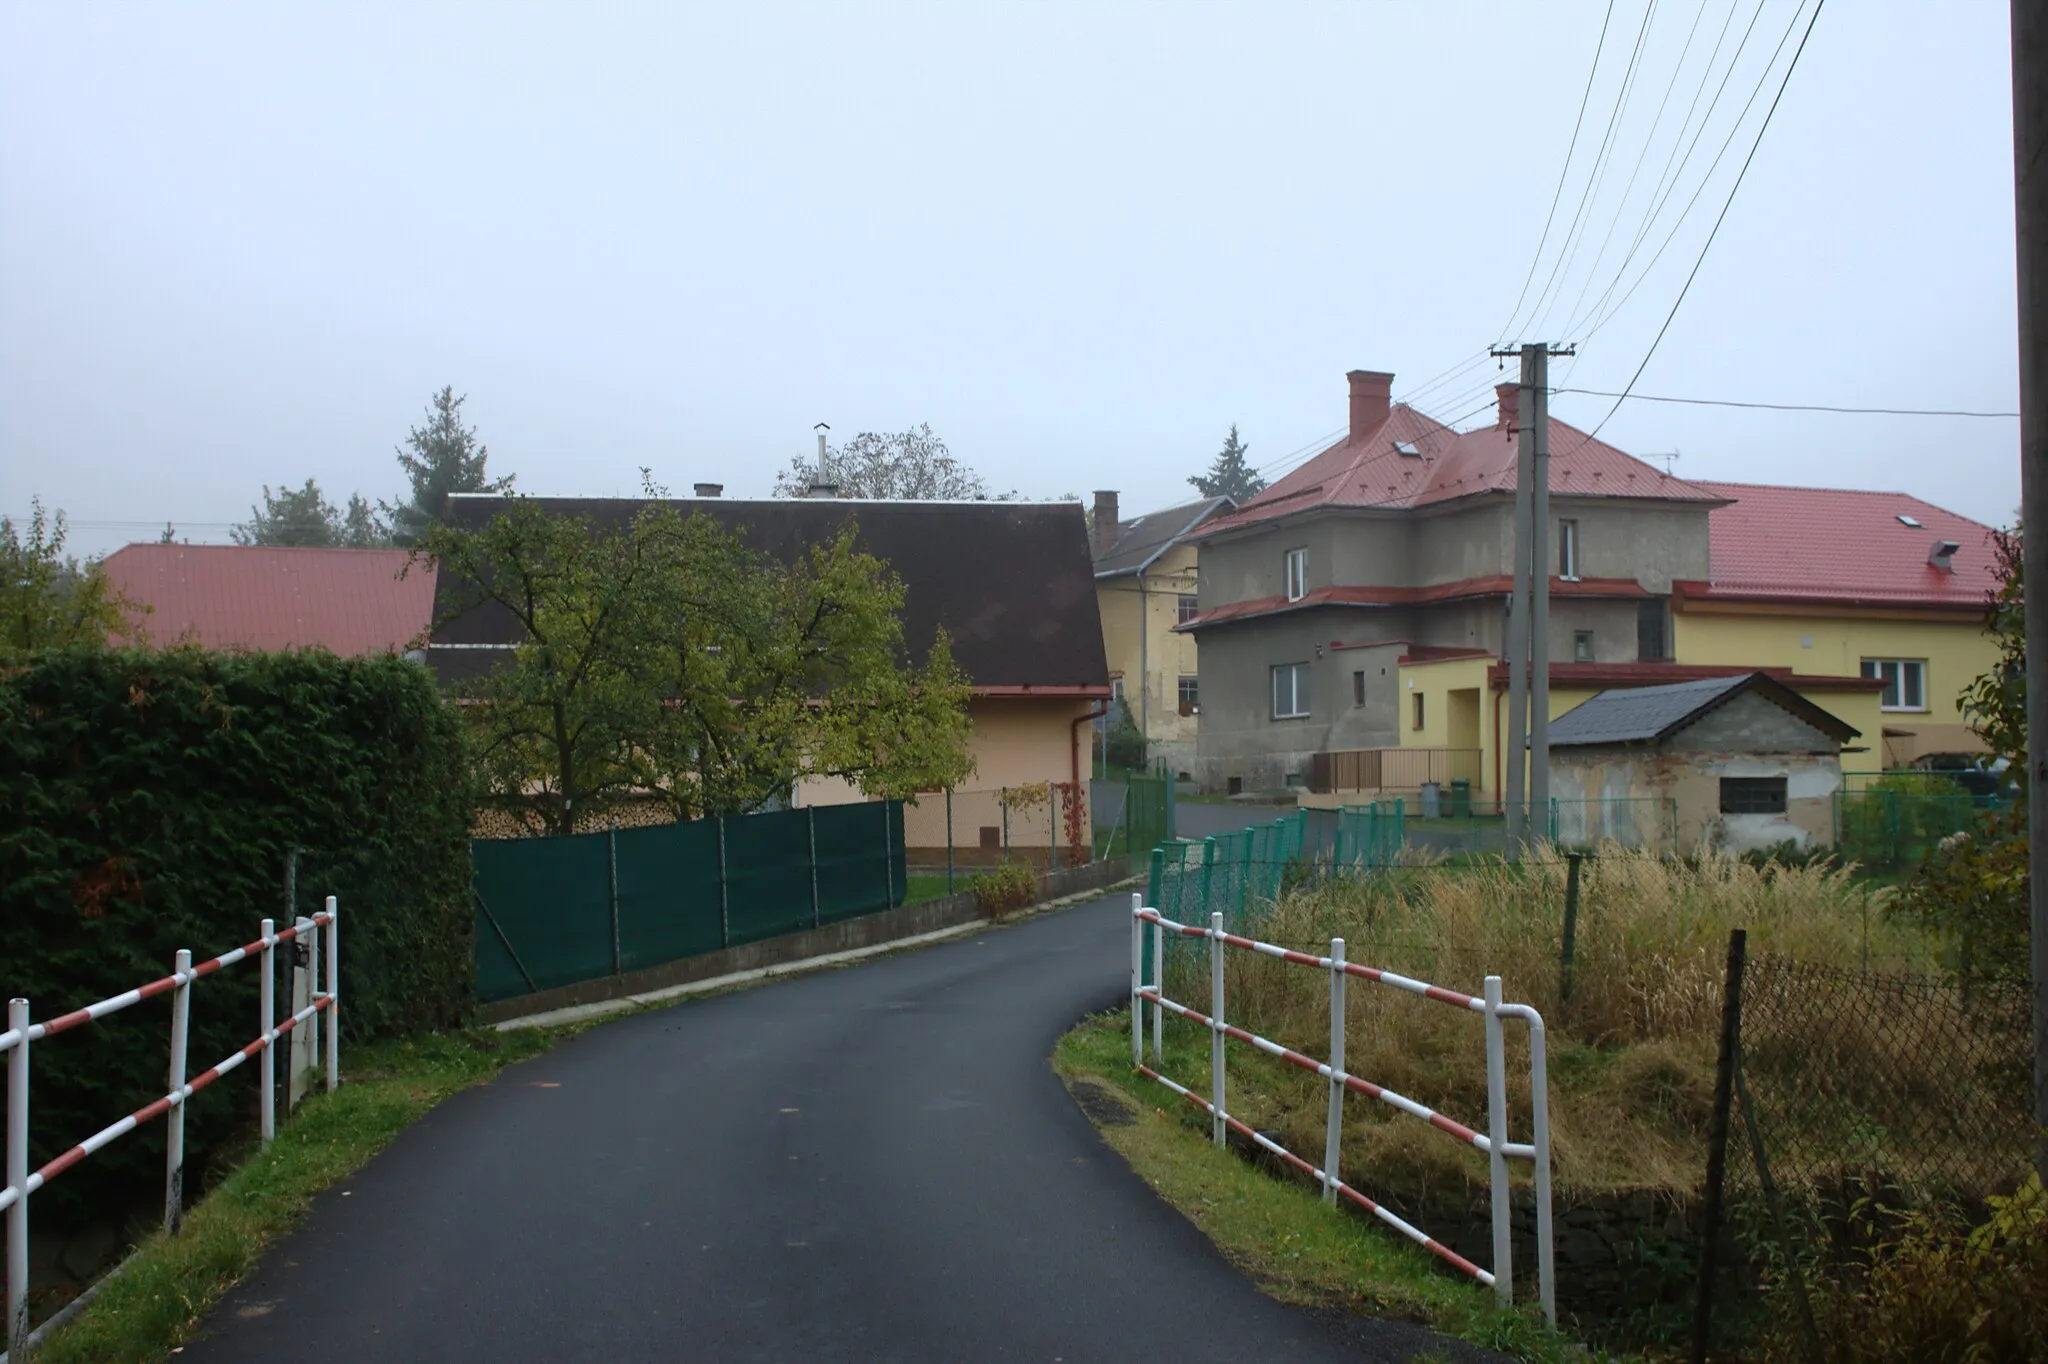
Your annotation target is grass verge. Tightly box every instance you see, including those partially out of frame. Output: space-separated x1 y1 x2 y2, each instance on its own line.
33 1025 580 1364
1054 1013 1624 1364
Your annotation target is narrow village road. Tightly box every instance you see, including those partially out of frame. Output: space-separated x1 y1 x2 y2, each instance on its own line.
185 892 1466 1362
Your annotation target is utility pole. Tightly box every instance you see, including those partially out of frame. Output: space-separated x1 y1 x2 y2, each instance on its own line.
1504 356 1535 852
1530 345 1554 833
1494 343 1575 857
2010 0 2048 1185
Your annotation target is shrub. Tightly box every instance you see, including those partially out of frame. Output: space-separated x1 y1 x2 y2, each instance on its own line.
1104 721 1147 774
968 859 1038 918
0 648 475 1224
1902 806 2029 989
1772 1178 2048 1363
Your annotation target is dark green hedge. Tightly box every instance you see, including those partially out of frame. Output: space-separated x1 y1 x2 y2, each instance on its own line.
0 648 475 1224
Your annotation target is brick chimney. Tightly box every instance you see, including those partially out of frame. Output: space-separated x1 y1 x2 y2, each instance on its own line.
1495 382 1519 431
1092 490 1120 557
1347 370 1393 441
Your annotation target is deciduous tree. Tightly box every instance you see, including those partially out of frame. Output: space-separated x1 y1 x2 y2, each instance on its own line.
0 499 143 653
771 424 1011 500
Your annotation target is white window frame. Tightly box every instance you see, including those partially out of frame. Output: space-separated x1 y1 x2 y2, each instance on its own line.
1284 547 1307 602
1177 675 1199 716
1558 519 1580 581
1177 593 1199 626
1861 658 1927 712
1271 662 1311 720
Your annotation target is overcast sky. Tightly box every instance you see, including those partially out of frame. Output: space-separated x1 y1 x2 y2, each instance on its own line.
0 1 2021 558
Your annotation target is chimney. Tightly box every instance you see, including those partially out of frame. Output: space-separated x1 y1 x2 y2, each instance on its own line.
1092 490 1119 557
1496 381 1519 431
693 482 723 498
807 424 838 499
1347 369 1393 441
1929 539 1961 571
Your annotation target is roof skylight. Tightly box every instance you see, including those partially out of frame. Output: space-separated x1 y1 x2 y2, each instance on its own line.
1393 440 1423 458
1896 514 1923 528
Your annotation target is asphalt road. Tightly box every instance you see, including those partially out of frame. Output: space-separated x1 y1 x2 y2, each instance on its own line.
184 893 1474 1363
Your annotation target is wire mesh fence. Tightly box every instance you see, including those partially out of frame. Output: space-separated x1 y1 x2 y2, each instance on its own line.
1830 788 1999 870
1695 943 2037 1358
1398 797 1681 859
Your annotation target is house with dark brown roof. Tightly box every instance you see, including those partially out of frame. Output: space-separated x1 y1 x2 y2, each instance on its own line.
1088 490 1233 777
101 544 434 655
428 493 1111 854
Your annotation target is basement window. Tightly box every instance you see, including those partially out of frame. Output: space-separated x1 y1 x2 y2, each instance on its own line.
1720 777 1788 816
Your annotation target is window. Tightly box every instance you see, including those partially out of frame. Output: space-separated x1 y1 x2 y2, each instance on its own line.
1557 519 1579 580
1637 598 1670 661
1573 629 1595 663
1353 670 1366 706
1284 547 1307 602
1862 659 1927 711
1272 662 1311 719
1720 777 1788 815
1177 593 1199 625
1178 676 1199 716
1412 691 1425 731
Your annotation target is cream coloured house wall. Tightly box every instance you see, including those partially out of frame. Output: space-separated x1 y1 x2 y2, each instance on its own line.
1097 541 1202 774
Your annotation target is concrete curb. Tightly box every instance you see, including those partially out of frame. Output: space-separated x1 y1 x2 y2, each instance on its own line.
491 876 1145 1033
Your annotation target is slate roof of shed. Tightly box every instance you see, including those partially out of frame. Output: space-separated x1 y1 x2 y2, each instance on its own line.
101 544 434 655
1546 671 1858 747
1093 496 1233 577
429 496 1109 693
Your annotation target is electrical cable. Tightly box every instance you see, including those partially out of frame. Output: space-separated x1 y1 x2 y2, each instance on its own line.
1551 388 2017 418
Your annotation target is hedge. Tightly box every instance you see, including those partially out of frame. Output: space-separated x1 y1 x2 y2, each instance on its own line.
0 648 475 1225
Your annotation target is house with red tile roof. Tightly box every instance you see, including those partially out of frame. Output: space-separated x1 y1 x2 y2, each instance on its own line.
100 544 435 655
1175 369 1993 801
1671 481 2000 766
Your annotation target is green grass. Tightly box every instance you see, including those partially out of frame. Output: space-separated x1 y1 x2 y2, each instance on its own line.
34 1025 582 1364
1054 1013 1627 1364
903 872 958 906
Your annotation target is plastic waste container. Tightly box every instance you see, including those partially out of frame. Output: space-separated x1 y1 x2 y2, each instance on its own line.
1448 778 1472 818
1418 781 1443 819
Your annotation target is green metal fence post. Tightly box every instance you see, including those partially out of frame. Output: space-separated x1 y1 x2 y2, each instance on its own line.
807 808 821 929
884 801 896 906
1200 837 1217 925
946 788 955 894
608 829 622 977
1148 845 1165 913
1166 772 1178 841
716 815 731 948
1239 830 1254 914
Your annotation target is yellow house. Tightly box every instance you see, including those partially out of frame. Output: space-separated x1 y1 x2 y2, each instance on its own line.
1090 490 1233 778
1380 483 1999 804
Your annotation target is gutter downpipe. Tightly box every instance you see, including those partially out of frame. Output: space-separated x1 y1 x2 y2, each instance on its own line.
1072 699 1109 866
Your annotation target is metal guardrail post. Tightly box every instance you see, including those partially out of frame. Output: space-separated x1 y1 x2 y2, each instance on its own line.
259 919 275 1143
324 900 340 1092
7 997 28 1361
1483 974 1511 1305
1151 912 1163 1063
1324 937 1346 1204
1209 911 1226 1147
1129 894 1144 1068
165 949 192 1235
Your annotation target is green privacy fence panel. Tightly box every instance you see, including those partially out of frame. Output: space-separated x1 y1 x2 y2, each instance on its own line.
474 834 615 1002
1832 789 1986 869
615 818 725 972
472 801 906 1005
1125 773 1171 860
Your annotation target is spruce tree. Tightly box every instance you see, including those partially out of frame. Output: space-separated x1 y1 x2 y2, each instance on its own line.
387 387 512 547
1189 424 1264 503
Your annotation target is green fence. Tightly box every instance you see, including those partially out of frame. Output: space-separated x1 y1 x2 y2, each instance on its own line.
472 801 907 1004
1832 788 1988 869
1333 799 1405 868
1146 810 1309 936
1125 772 1172 861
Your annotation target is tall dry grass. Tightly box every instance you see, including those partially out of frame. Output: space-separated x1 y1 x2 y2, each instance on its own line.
1157 846 1945 1200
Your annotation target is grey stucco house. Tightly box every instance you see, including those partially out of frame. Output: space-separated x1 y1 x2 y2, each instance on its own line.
1178 368 1727 795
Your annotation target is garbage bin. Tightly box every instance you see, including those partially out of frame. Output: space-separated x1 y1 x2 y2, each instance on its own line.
1418 781 1443 819
1448 778 1472 818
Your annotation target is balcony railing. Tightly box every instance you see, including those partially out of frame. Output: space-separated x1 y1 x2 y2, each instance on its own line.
1310 747 1482 795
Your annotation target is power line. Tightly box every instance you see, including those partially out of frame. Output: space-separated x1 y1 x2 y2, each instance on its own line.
1496 0 1619 343
1574 0 1827 445
1552 388 2018 418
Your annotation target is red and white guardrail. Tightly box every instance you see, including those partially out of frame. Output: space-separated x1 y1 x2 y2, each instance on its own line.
1127 893 1555 1323
4 900 340 1359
